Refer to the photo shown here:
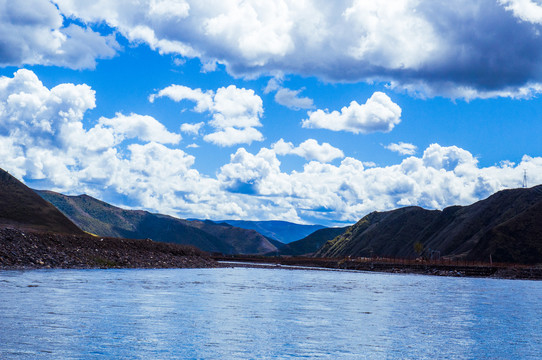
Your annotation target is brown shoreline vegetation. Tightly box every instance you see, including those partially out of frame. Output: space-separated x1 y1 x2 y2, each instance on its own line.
214 255 542 280
0 227 217 270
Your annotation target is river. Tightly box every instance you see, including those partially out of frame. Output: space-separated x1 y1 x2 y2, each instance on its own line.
1 267 541 359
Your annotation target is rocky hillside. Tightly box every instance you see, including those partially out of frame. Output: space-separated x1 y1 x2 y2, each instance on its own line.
316 186 542 264
37 191 278 255
0 169 84 235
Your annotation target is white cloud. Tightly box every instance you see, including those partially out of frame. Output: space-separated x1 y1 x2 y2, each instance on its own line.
499 0 542 24
216 143 542 223
0 69 195 201
388 80 542 101
99 113 181 144
50 0 542 99
180 122 205 135
0 0 118 69
264 77 282 94
218 147 291 196
203 127 263 147
302 92 402 134
3 70 542 225
274 88 314 110
272 139 344 163
149 85 213 112
385 142 417 156
151 84 264 146
264 77 314 110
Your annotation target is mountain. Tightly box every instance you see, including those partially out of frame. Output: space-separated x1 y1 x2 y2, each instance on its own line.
277 226 349 256
184 220 279 254
0 169 84 235
218 220 325 243
37 190 278 254
316 186 542 264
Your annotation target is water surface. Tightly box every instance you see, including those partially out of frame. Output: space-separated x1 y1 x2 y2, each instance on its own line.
1 267 541 359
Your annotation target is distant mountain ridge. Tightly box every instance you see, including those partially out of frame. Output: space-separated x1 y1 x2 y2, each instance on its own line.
0 169 84 235
316 186 542 264
37 190 278 254
277 227 349 256
217 220 326 243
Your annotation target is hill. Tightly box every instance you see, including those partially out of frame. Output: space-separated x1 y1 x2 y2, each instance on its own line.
0 169 84 235
37 191 278 254
277 227 349 256
316 186 542 264
218 220 325 243
185 220 279 254
0 168 214 269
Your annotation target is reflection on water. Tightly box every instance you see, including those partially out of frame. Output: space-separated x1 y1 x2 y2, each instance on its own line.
1 268 541 359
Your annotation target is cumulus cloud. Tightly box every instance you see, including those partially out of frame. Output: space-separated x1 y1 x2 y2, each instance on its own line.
302 92 401 134
385 142 417 156
0 0 118 69
0 69 197 212
272 139 344 163
99 113 181 144
151 84 264 146
216 143 542 223
50 0 542 98
3 70 542 225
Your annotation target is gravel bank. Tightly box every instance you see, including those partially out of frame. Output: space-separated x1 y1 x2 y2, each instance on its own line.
0 227 216 269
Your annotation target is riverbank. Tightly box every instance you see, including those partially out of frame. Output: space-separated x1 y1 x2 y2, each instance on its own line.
214 255 542 280
0 227 216 269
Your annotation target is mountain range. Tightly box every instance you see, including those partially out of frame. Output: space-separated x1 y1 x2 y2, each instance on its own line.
276 226 349 256
0 168 214 269
2 165 542 264
37 190 280 255
216 220 325 244
316 186 542 264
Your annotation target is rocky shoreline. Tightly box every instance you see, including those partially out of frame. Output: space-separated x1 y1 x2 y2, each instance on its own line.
0 227 217 270
214 255 542 280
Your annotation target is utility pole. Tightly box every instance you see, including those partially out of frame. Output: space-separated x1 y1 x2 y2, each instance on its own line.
523 169 527 188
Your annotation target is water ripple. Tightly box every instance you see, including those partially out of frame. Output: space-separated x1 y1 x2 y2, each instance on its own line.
0 268 541 359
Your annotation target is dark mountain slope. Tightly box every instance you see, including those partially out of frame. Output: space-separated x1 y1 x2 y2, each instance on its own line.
277 226 348 256
219 220 325 243
0 169 84 235
316 207 441 258
316 186 542 264
37 191 278 254
470 199 542 264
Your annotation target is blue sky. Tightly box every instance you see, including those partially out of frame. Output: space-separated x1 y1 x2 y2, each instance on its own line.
1 0 542 226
